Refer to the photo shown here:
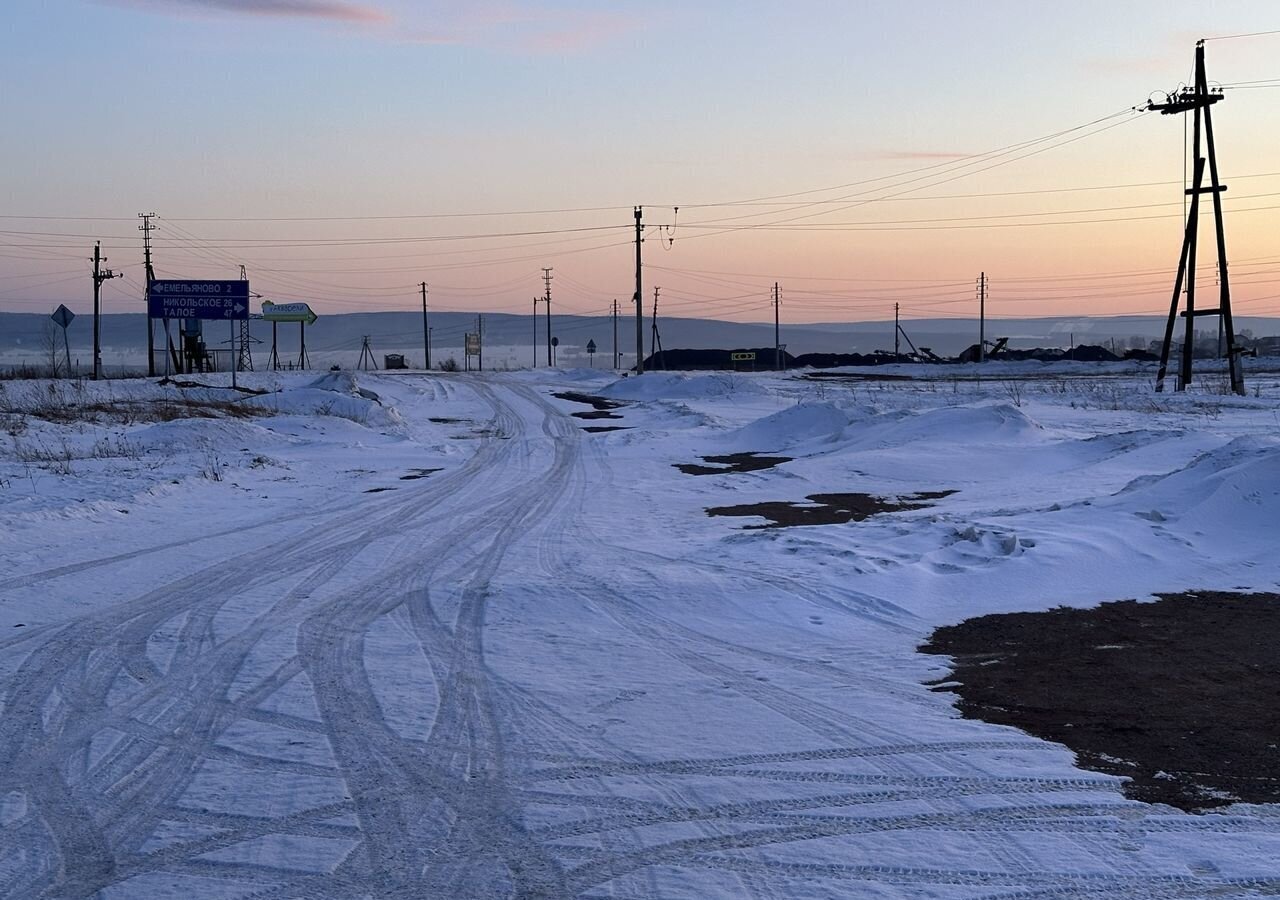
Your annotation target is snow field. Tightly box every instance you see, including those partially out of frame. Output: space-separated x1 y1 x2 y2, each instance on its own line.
1 363 1280 898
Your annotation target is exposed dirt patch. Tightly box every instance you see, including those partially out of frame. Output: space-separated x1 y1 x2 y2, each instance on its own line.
553 391 625 420
676 452 793 476
553 391 623 411
920 591 1280 812
429 417 470 424
363 487 397 493
400 468 442 480
708 490 954 528
582 426 630 433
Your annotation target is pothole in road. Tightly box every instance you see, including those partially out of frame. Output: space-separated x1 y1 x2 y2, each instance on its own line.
676 452 793 476
920 591 1280 812
708 490 954 528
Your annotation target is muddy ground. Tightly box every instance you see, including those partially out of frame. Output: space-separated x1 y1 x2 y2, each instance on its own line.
920 591 1280 812
676 452 793 476
708 490 955 528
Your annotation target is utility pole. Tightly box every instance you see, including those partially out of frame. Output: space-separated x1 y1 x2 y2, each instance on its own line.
1151 40 1245 394
542 267 553 367
773 282 782 370
478 314 484 372
612 299 619 369
91 242 120 380
894 303 901 362
532 297 541 367
139 213 157 377
650 287 659 362
976 272 988 363
634 206 644 374
420 282 430 370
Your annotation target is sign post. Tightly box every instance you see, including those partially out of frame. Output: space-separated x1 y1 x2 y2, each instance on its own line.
148 281 248 376
464 332 481 372
586 339 597 367
148 280 250 321
50 305 75 375
261 302 317 371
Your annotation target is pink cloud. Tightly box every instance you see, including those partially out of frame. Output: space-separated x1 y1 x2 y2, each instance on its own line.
103 0 389 24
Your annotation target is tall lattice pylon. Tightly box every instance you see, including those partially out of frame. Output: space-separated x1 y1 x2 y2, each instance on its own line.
1150 41 1245 395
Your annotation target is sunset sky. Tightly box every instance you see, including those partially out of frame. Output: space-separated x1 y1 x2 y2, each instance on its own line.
3 0 1280 326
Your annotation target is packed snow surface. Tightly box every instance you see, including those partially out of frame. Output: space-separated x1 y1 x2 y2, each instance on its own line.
2 363 1280 898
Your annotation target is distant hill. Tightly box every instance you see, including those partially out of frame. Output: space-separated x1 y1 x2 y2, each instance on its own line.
3 309 1277 372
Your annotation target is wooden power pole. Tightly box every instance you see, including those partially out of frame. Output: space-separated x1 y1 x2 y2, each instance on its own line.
1151 41 1245 395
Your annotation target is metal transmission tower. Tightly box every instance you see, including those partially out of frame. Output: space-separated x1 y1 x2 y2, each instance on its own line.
1151 41 1245 395
237 265 256 372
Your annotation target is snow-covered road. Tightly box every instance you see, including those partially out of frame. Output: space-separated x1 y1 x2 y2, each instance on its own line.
4 366 1280 898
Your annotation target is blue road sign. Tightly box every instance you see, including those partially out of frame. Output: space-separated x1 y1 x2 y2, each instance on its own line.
148 280 250 320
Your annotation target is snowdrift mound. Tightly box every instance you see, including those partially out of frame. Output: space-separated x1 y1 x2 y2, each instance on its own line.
244 375 403 428
1109 435 1280 535
130 417 291 453
307 371 382 402
722 402 853 452
599 372 768 402
852 403 1046 450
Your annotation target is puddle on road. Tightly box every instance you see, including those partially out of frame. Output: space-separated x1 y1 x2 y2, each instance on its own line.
920 591 1280 812
676 452 793 476
708 490 954 528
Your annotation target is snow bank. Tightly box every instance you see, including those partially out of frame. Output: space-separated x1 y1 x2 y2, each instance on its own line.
721 401 854 452
244 375 403 428
1110 435 1280 536
849 402 1047 450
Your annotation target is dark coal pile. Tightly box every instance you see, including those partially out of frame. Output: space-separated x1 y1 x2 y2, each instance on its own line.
708 490 954 528
920 591 1280 812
